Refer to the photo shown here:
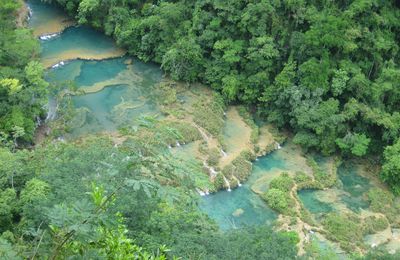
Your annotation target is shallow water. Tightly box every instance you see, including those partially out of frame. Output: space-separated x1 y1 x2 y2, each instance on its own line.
200 147 294 230
222 108 251 154
298 189 333 214
29 0 162 138
40 26 125 67
28 0 74 36
298 161 371 215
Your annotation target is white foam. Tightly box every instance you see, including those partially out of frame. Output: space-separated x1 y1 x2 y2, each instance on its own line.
39 33 59 40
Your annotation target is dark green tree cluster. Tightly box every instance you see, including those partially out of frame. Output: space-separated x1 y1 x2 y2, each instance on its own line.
48 0 400 191
0 0 49 146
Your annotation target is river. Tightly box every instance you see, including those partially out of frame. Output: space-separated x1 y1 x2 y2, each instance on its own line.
27 0 400 257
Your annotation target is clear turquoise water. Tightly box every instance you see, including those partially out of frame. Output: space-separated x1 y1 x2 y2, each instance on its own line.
298 161 371 214
200 151 291 230
337 163 371 212
45 60 84 82
27 0 66 30
200 186 277 230
75 59 127 86
72 84 129 132
31 0 162 138
298 189 333 214
40 26 121 65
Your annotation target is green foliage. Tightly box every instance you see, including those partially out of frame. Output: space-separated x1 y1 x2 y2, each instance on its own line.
169 226 298 259
0 1 46 145
206 148 221 167
269 172 294 192
162 38 204 82
50 0 400 190
367 188 400 227
221 151 253 182
367 188 394 213
381 140 400 194
303 239 339 260
363 216 389 235
0 188 16 232
360 247 400 260
293 171 315 190
262 188 294 216
322 213 364 252
307 157 337 189
336 133 371 157
192 94 225 137
237 106 259 144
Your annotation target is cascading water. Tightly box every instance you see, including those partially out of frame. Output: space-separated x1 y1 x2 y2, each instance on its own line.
221 149 228 157
223 175 231 192
232 175 242 187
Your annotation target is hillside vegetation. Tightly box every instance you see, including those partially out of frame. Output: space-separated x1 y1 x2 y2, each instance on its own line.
48 0 400 192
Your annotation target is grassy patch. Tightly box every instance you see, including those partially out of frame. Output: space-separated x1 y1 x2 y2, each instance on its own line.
222 150 254 182
322 213 365 252
237 106 259 144
363 216 389 235
367 188 400 227
192 93 225 136
262 188 296 216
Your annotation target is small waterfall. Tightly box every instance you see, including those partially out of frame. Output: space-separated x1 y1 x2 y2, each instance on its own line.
275 142 282 150
221 149 228 157
39 33 59 40
255 157 259 161
209 167 217 177
45 98 57 122
203 161 217 178
176 141 181 147
232 175 242 187
27 7 33 21
197 188 206 196
35 116 42 127
196 188 210 196
51 61 65 69
223 175 231 192
168 145 172 149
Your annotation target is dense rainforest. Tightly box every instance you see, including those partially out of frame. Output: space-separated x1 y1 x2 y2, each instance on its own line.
45 0 400 193
1 0 400 259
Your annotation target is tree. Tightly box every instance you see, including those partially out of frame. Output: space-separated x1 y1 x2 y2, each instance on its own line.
336 133 371 157
381 140 400 194
161 38 204 82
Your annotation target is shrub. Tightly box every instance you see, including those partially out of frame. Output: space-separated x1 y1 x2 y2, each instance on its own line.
269 172 294 192
262 188 295 216
207 148 221 166
322 213 364 252
363 216 389 235
367 188 394 213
